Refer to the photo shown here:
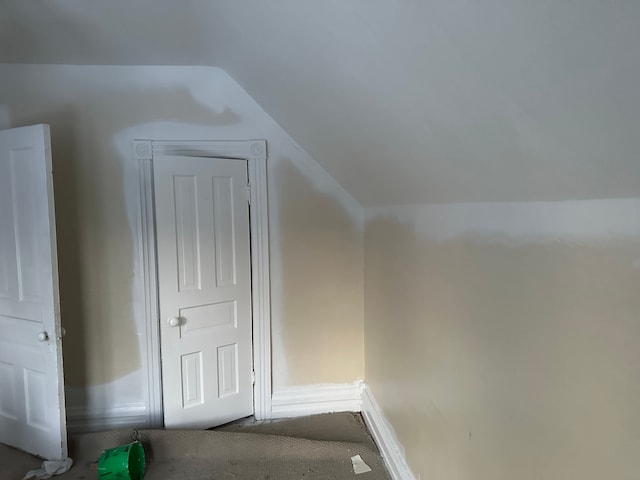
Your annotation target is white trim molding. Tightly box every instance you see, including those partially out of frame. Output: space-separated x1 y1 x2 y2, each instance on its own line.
66 403 149 434
361 385 416 480
135 142 164 428
271 382 363 418
270 381 416 480
133 139 272 426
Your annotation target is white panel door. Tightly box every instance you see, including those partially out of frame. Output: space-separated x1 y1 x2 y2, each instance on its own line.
154 155 253 428
0 125 67 460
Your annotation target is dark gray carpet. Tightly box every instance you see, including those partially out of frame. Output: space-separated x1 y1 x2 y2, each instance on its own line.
1 413 390 480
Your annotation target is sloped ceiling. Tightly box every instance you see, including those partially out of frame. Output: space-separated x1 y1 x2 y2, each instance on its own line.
2 0 639 205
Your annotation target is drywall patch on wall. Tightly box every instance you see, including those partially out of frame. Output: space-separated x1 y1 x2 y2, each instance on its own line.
367 198 640 243
65 370 145 415
364 199 640 480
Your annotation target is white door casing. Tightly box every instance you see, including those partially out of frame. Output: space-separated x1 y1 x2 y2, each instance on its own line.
0 125 68 460
135 139 272 427
154 154 254 428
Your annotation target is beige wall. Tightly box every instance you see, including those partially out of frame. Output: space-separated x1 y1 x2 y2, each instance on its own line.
365 200 640 480
272 159 364 387
0 64 364 412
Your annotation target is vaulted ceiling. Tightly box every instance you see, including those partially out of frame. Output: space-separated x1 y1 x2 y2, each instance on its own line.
2 0 639 205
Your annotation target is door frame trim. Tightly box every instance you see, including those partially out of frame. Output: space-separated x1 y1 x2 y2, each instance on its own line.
134 139 272 426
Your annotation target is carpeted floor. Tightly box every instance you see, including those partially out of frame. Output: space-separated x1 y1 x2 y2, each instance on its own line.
1 413 390 480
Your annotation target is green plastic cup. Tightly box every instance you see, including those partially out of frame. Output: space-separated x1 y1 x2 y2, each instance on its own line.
97 440 145 480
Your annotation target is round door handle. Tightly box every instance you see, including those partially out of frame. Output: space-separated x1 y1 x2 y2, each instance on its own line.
37 331 49 342
167 316 181 327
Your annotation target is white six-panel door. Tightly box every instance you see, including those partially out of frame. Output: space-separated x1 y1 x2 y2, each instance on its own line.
0 125 67 459
154 155 253 428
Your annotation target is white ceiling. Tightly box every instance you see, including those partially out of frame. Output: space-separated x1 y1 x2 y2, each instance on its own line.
2 0 639 206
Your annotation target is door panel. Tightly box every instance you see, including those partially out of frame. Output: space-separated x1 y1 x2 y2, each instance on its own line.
154 155 253 428
0 125 67 460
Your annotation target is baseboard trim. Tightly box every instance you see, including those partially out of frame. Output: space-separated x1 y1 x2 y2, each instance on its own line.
271 382 363 418
65 383 415 479
361 385 416 480
66 403 149 433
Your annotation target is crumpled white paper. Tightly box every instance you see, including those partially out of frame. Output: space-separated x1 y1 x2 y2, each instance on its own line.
351 454 372 474
23 458 73 480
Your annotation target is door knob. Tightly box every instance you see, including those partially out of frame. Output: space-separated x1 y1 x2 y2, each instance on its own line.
167 316 181 327
37 331 49 342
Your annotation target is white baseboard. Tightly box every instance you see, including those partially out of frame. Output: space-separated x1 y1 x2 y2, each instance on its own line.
361 385 416 480
66 403 150 433
271 382 363 418
65 382 415 480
